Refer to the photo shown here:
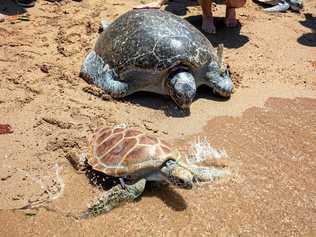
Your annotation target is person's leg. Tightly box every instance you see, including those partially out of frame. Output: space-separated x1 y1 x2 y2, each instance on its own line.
134 0 166 9
199 0 216 34
225 0 246 27
16 0 36 7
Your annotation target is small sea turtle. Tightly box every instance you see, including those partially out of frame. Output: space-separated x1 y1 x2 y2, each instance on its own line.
80 9 233 111
257 0 303 12
68 126 229 218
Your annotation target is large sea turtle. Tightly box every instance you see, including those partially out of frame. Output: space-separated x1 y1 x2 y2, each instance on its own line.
257 0 303 12
80 9 233 111
68 126 229 218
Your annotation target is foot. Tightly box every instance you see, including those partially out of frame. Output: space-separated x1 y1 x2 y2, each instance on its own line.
202 16 216 34
0 14 6 23
134 1 163 9
15 0 35 7
264 2 290 12
225 7 238 28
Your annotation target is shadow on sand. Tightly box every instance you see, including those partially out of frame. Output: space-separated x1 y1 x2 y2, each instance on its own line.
0 0 27 16
185 15 249 48
126 92 191 118
125 86 230 118
143 182 187 211
165 0 249 48
297 13 316 47
86 169 187 211
165 0 199 16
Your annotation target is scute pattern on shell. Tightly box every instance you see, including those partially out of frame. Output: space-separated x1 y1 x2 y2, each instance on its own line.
94 9 215 74
87 127 173 176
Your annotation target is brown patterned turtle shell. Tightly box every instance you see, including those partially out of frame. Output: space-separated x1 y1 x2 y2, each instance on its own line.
87 127 174 177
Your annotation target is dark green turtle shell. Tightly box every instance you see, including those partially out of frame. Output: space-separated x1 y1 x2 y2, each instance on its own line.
94 9 217 75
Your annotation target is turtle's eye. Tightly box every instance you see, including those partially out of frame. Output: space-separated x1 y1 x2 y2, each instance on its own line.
220 66 229 76
208 62 219 71
175 93 184 99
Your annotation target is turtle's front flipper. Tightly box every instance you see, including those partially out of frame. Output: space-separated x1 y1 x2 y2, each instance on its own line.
190 166 230 183
205 62 233 98
264 1 290 12
80 179 146 218
80 51 128 98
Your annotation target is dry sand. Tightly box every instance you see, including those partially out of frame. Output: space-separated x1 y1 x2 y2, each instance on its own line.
0 0 315 236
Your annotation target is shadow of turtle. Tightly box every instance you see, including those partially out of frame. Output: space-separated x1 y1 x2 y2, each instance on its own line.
125 87 230 118
0 0 27 16
85 169 187 211
297 13 316 47
185 15 249 49
195 85 231 101
126 92 192 118
85 168 120 190
143 181 187 211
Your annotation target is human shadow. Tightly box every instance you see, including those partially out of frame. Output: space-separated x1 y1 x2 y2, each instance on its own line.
297 13 316 47
0 0 27 16
185 15 249 48
164 0 199 16
164 0 249 48
125 86 230 118
85 169 187 211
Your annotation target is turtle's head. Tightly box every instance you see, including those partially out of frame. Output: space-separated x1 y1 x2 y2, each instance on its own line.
166 69 196 111
205 44 233 97
160 151 193 189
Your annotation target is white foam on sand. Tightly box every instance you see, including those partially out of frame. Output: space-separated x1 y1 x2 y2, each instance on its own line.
186 136 228 165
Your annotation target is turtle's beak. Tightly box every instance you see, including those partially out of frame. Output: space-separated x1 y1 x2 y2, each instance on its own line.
178 105 191 115
179 180 193 189
160 160 194 189
169 166 194 189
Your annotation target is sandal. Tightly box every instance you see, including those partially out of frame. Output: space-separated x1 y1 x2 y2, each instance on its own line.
15 0 36 7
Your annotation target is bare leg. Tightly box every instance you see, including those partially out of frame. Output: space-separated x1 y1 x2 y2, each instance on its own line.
225 7 237 27
134 0 166 9
225 0 246 28
199 0 216 34
80 179 146 218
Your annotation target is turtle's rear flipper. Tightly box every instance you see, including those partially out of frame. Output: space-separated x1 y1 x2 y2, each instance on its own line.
99 19 111 33
264 1 290 11
80 179 146 218
80 51 128 98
